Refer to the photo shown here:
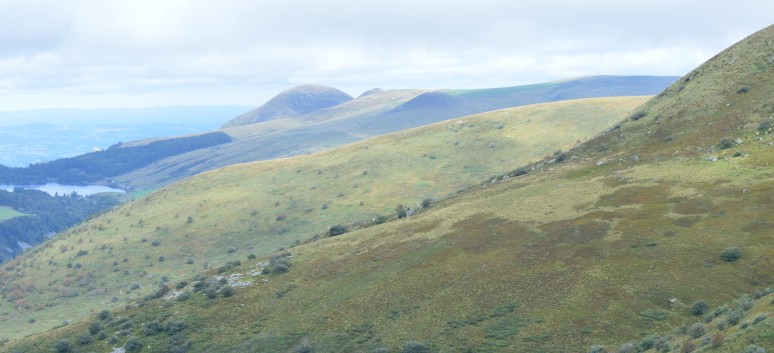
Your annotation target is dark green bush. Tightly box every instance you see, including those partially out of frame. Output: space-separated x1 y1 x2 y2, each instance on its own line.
396 205 407 219
691 300 709 316
752 314 767 325
718 138 734 150
167 320 188 333
512 167 529 177
721 247 741 261
630 111 647 121
203 287 219 299
142 320 165 336
220 286 235 297
53 339 72 353
726 309 743 326
687 322 705 338
76 333 92 345
217 260 242 274
88 321 102 334
272 263 289 274
758 118 773 132
402 341 431 353
329 224 347 236
124 336 144 351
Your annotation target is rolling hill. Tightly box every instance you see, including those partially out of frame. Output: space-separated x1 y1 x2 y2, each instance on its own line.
113 76 676 190
0 96 647 346
4 25 773 353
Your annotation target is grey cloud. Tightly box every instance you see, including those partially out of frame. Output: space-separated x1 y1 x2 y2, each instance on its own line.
0 0 772 110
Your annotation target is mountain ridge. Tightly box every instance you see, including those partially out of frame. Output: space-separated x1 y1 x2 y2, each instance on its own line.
222 85 354 128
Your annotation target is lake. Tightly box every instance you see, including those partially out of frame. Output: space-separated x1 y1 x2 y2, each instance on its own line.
0 183 125 196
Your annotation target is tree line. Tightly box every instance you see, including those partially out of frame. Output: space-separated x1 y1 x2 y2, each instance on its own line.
0 132 232 185
0 188 119 263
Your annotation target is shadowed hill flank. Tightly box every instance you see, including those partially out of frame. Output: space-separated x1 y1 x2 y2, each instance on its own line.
0 97 646 343
390 92 460 112
222 85 353 128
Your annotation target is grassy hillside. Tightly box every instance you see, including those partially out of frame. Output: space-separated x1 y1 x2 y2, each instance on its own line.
115 77 674 190
0 96 645 344
6 25 772 353
0 206 25 221
6 22 774 353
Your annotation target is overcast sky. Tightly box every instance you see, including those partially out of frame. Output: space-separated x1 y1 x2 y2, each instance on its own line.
0 0 772 111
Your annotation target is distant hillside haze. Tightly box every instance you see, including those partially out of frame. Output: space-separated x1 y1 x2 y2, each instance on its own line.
115 76 676 190
223 76 677 129
222 85 354 127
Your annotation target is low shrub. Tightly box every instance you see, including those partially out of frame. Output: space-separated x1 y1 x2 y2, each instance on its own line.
691 300 709 316
329 224 347 236
686 322 705 339
76 333 92 345
721 246 741 261
402 341 431 353
53 339 72 353
124 336 144 352
717 138 734 150
630 110 647 121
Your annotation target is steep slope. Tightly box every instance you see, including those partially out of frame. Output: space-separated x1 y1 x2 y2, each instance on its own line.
0 97 645 344
6 26 773 353
222 85 354 128
116 76 675 189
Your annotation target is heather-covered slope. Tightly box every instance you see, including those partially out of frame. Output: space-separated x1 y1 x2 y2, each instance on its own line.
0 96 644 345
7 25 773 353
